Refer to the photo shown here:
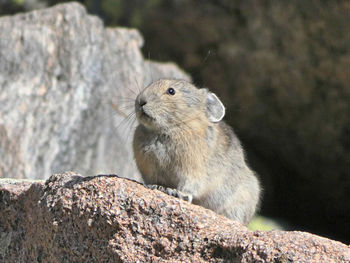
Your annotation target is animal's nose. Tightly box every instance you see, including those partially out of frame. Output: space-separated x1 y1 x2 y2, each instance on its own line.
138 96 147 107
139 100 147 107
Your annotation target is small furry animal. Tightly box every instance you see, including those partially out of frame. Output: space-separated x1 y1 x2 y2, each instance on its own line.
133 79 260 225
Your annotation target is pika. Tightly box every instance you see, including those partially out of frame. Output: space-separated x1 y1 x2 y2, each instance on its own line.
133 79 260 225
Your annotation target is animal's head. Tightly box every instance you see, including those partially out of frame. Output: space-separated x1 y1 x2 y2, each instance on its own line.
135 79 225 132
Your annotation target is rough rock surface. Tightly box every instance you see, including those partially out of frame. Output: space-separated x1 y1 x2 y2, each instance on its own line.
92 0 350 242
0 3 189 180
1 173 349 262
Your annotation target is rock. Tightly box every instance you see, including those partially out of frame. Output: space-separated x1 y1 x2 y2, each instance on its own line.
89 0 350 242
1 173 349 262
0 3 189 180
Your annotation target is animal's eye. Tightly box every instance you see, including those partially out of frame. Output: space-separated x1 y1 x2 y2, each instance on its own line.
167 87 176 95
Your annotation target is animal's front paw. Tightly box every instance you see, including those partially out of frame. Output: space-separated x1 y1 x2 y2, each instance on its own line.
146 184 193 203
165 188 193 203
146 184 166 192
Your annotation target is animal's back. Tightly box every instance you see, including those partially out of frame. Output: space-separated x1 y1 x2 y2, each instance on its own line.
196 121 260 224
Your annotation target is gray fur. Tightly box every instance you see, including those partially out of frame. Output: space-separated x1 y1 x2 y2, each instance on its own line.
133 79 260 225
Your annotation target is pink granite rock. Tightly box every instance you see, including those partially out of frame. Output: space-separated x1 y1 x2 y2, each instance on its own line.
1 172 349 262
0 3 189 180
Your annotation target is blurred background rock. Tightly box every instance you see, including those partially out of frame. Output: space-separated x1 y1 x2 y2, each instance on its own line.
1 0 349 243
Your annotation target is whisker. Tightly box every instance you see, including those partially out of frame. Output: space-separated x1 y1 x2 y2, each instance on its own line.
147 52 154 84
125 115 138 143
133 76 143 94
113 111 136 138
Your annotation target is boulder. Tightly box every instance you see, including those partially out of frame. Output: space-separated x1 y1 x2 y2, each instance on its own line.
85 0 350 243
0 2 189 180
1 173 349 262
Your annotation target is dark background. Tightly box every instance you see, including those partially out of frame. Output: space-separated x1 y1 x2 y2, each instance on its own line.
1 0 350 243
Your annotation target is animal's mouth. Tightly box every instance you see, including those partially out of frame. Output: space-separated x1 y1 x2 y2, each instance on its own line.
140 111 153 120
137 108 156 123
135 101 158 129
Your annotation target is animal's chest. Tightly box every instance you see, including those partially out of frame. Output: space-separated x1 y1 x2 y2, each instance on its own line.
138 135 181 187
141 135 173 168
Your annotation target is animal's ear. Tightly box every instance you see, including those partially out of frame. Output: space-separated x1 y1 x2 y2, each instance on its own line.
205 91 225 122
